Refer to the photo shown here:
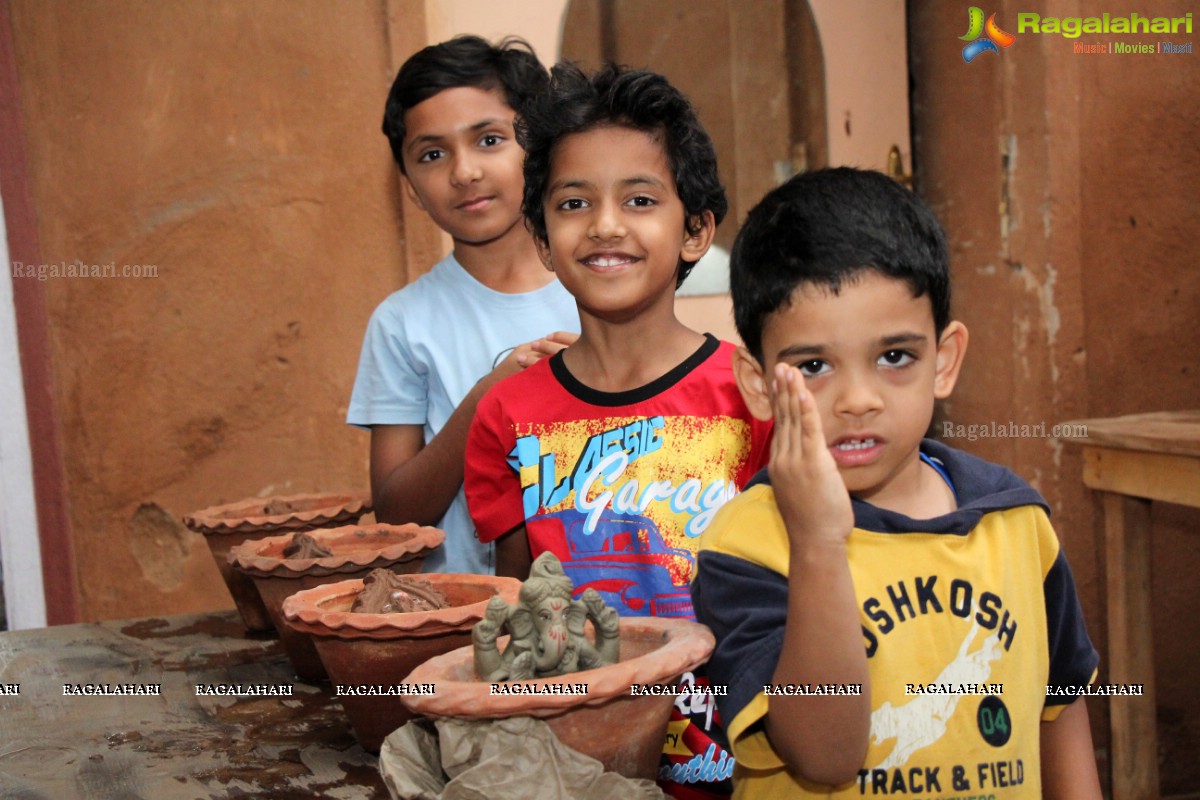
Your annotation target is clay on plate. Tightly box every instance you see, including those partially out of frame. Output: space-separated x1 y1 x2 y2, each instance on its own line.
351 568 449 614
228 523 444 681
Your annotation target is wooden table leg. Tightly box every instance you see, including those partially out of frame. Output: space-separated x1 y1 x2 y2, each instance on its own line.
1102 491 1159 800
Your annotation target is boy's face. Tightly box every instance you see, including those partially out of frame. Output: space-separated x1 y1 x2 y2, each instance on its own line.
735 271 968 510
536 126 713 321
400 86 525 247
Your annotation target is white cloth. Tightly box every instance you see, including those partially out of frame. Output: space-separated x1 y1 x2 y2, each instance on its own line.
348 253 579 574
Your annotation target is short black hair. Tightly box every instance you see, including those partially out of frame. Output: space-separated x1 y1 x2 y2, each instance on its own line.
382 35 548 173
731 167 951 361
518 62 727 288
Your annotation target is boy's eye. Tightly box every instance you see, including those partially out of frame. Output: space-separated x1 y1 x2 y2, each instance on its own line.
627 195 656 208
878 350 915 367
417 149 445 163
796 360 829 378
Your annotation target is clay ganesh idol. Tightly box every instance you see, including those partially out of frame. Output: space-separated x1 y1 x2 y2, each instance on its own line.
473 552 620 681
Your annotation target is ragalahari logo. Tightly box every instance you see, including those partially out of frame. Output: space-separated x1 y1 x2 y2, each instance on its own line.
961 7 1017 62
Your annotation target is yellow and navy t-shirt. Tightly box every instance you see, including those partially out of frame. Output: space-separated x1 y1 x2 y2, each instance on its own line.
692 440 1098 799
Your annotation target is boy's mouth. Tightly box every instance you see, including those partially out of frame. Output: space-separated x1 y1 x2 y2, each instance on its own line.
829 436 884 467
581 252 639 270
456 195 493 211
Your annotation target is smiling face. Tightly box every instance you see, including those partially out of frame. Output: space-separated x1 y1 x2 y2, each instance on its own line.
400 86 526 248
736 271 968 513
536 125 713 323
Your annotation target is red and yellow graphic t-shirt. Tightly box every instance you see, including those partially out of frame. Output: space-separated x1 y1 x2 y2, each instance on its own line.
466 334 772 798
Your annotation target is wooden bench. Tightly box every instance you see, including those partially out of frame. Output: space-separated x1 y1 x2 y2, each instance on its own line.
1061 410 1200 800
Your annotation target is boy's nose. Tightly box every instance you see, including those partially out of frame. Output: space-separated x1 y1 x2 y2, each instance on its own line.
588 202 626 241
450 153 483 186
833 372 884 417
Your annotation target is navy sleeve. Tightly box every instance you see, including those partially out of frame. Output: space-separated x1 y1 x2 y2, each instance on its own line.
1044 549 1100 707
692 550 789 726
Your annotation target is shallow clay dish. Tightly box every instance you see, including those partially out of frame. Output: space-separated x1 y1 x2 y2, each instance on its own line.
184 491 372 632
229 523 444 681
184 491 371 535
282 573 522 752
401 616 715 780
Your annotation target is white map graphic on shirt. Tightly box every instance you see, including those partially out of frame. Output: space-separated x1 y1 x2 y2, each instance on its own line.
869 616 1003 769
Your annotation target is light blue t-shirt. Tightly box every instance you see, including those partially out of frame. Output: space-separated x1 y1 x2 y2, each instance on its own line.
348 253 579 574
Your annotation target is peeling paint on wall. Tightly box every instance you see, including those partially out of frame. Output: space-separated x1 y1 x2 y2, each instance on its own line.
999 134 1017 250
128 503 191 592
1018 261 1061 363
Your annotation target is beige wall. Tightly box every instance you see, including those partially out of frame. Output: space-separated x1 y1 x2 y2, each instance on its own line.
8 0 425 620
910 1 1200 792
809 0 910 172
426 0 569 66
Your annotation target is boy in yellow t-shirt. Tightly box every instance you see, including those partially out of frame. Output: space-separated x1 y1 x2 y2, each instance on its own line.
693 167 1101 799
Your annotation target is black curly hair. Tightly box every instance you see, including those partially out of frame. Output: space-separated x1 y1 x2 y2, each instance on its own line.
381 35 548 173
518 62 727 288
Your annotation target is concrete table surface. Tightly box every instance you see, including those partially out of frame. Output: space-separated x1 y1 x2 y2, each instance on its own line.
0 610 387 799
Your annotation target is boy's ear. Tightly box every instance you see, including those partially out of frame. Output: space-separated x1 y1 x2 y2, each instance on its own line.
732 346 774 422
680 210 717 264
533 233 554 272
401 175 427 212
933 321 969 399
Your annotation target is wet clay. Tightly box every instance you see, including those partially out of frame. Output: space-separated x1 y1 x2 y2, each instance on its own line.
350 569 449 614
473 552 620 681
262 498 298 516
282 532 334 559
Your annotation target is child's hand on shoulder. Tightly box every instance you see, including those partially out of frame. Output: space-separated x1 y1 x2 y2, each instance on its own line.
477 332 577 397
769 363 853 549
493 331 578 380
517 330 577 367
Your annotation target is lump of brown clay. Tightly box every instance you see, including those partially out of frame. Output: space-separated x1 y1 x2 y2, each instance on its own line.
351 568 449 614
262 498 298 515
281 531 334 559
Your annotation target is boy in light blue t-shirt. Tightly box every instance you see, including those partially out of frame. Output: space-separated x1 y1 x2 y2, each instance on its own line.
348 36 579 574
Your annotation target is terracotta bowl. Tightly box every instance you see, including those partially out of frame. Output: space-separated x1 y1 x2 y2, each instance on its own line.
229 523 444 681
184 491 371 632
282 573 522 753
401 616 715 780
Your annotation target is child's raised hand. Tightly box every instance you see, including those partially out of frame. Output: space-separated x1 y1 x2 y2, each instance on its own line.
768 363 854 547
